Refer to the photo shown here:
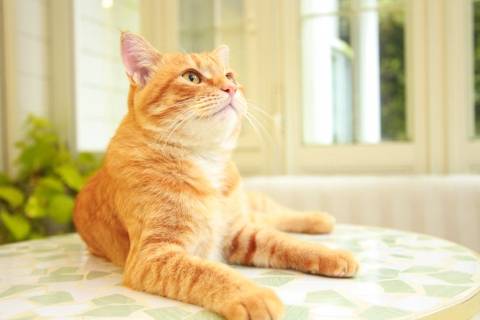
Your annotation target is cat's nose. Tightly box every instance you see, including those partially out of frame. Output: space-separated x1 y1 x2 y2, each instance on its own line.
221 83 237 96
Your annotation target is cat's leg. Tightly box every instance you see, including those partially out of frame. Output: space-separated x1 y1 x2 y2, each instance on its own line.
124 237 284 320
225 224 358 278
247 191 335 234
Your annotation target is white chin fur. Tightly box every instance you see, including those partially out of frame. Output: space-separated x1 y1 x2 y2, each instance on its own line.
145 92 245 151
182 112 239 150
179 93 245 151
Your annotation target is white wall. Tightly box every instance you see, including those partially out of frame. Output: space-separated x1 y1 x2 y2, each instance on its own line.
2 0 51 169
14 0 51 121
2 0 141 156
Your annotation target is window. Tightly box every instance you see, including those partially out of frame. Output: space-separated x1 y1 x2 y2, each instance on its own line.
54 0 480 174
73 0 140 152
301 0 406 145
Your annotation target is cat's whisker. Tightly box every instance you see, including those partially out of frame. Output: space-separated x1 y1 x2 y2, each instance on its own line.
160 111 198 154
154 105 201 153
237 100 275 141
243 112 266 147
244 109 280 153
243 110 273 135
245 111 273 143
245 102 275 122
161 99 218 147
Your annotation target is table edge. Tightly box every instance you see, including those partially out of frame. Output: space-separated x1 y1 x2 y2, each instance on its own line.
421 287 480 320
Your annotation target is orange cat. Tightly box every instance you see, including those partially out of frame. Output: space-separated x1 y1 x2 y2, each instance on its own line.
74 32 358 320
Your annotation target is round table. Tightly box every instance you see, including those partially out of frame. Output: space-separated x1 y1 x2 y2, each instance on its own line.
0 225 479 320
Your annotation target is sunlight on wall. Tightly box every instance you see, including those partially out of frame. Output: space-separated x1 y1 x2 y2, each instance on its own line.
73 0 139 152
13 0 51 141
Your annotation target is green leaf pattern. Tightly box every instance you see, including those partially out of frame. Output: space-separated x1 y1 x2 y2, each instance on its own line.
0 226 479 319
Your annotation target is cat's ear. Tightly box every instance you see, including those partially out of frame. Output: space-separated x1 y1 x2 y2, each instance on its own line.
213 45 230 67
120 32 161 88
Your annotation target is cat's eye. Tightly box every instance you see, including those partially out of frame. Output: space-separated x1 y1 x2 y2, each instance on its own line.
225 72 236 83
182 70 201 84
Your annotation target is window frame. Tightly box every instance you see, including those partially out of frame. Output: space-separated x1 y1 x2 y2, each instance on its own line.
49 0 76 153
444 0 480 173
282 0 429 174
1 0 21 173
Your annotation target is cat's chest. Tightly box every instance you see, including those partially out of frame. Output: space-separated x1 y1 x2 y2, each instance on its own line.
192 155 226 190
189 206 228 262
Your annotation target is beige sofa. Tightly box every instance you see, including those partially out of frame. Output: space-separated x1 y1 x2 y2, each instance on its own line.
245 175 480 253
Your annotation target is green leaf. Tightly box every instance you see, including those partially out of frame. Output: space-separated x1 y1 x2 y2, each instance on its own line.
55 165 84 191
0 211 31 240
47 194 74 224
82 305 143 317
92 294 136 305
423 284 468 298
51 266 78 275
429 271 473 284
379 280 415 293
17 142 57 177
29 291 74 305
25 196 47 218
76 152 100 174
305 290 355 307
144 307 191 320
27 115 50 129
0 186 24 208
254 276 295 287
0 285 39 298
15 116 61 178
86 271 110 280
283 305 309 320
38 177 64 192
28 231 44 240
0 173 11 185
360 306 411 320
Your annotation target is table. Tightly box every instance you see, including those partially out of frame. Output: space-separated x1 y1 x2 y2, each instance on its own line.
1 225 479 319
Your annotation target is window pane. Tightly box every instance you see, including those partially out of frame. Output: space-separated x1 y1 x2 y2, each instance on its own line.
301 0 407 145
179 0 215 52
73 0 140 151
474 0 480 137
379 6 406 141
178 0 247 83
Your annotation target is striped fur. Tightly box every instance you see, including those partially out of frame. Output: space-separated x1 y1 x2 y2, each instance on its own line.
73 32 358 320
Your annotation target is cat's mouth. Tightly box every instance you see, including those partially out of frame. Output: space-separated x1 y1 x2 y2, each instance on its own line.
210 104 236 117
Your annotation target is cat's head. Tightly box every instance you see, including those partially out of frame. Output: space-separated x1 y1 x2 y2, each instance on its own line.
120 32 246 151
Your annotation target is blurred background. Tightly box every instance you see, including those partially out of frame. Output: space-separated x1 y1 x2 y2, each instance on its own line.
0 0 479 251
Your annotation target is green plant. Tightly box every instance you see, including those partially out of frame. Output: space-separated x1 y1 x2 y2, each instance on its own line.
474 1 480 137
0 115 100 243
379 8 407 141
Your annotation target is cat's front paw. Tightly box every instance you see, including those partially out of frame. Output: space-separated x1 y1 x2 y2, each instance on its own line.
222 287 284 320
317 249 359 278
304 211 336 234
